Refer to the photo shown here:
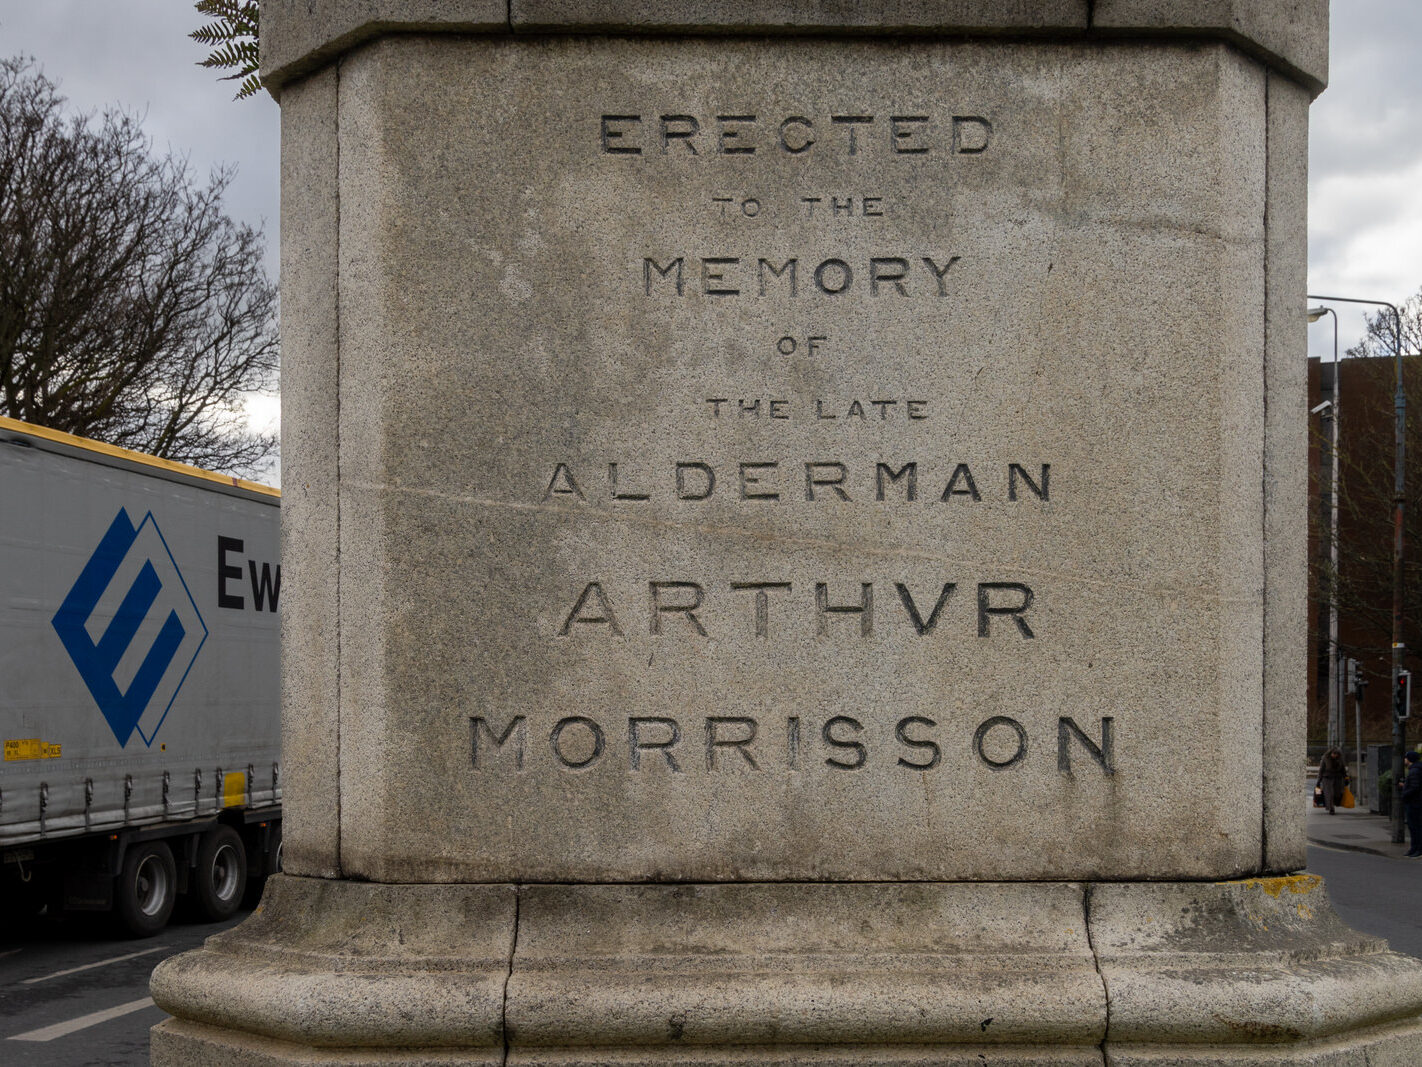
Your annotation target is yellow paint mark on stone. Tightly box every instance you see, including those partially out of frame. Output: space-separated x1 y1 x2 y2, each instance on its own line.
1218 874 1321 897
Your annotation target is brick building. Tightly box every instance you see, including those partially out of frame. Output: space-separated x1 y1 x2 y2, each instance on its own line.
1307 354 1422 747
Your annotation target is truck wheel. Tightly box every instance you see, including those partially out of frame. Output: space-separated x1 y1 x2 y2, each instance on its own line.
115 841 176 937
193 826 247 921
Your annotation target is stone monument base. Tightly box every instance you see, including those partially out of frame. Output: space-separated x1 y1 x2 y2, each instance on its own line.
152 874 1422 1065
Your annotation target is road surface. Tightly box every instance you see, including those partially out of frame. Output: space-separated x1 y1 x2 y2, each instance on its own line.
0 908 248 1066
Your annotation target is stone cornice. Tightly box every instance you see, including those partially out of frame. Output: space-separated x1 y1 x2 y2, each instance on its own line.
260 1 1328 98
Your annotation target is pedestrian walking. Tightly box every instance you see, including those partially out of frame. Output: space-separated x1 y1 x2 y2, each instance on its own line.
1318 747 1348 815
1402 751 1422 858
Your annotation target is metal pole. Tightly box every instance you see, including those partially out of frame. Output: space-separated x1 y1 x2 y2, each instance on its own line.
1325 312 1336 751
1302 308 1336 745
1308 306 1342 751
1392 312 1407 842
1355 667 1364 806
1309 295 1405 841
1327 311 1341 749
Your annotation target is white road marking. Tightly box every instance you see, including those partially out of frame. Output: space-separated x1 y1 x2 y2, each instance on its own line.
0 948 23 960
8 996 158 1042
21 944 169 985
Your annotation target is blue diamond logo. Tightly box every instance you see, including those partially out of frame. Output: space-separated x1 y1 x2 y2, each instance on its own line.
52 509 208 748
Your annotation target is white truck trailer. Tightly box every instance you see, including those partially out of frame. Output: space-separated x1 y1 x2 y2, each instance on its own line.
0 416 281 936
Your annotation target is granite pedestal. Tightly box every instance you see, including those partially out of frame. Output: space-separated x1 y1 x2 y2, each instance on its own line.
153 3 1422 1062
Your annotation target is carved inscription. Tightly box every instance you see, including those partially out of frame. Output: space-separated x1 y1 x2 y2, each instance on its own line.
469 98 1121 793
600 113 992 157
712 195 891 219
643 255 960 297
555 580 1036 639
545 461 1049 503
705 397 928 420
472 714 1114 777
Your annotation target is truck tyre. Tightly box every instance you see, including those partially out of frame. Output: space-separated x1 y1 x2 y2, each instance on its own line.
193 825 247 921
115 841 176 937
243 823 282 908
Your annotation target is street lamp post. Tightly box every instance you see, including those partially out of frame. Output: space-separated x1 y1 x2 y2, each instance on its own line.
1307 306 1340 754
1309 294 1406 842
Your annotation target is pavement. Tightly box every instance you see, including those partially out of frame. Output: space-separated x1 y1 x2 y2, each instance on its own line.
1305 791 1417 858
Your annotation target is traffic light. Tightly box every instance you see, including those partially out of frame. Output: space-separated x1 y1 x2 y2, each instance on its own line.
1396 670 1412 721
1349 659 1368 702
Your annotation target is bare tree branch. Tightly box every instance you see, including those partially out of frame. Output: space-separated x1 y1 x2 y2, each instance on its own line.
0 56 277 476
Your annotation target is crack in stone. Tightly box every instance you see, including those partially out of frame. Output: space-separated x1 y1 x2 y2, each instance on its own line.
501 885 520 1066
1084 883 1112 1064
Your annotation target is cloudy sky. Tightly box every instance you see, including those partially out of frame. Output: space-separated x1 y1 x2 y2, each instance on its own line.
0 2 1417 447
1308 1 1422 358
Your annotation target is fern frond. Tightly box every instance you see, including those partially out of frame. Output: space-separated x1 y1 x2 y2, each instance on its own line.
198 42 259 71
234 73 264 100
190 20 238 46
194 0 249 20
190 0 262 102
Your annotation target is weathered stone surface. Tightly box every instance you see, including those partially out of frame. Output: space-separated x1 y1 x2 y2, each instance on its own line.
150 877 515 1050
151 876 1422 1065
508 882 1104 1050
1260 69 1312 872
1093 876 1422 1062
323 33 1273 885
152 1020 500 1066
509 0 1090 35
277 65 343 879
155 6 1422 1065
259 0 508 92
1092 0 1328 93
258 1 1328 96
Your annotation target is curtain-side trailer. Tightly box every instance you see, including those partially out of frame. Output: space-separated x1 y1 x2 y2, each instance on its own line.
0 416 281 936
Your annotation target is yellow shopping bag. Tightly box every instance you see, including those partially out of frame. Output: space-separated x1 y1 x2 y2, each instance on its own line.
1341 785 1356 809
